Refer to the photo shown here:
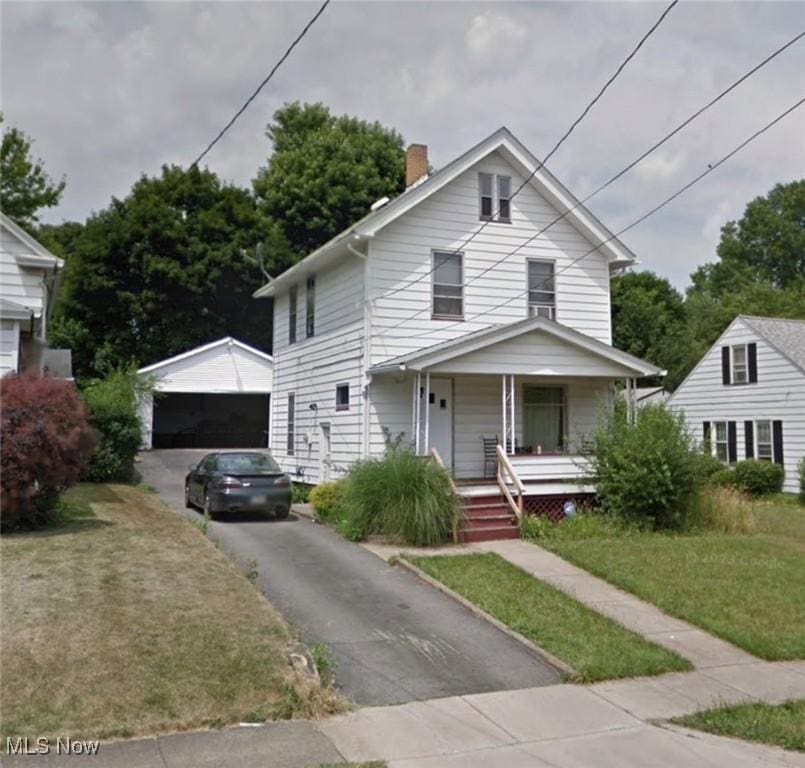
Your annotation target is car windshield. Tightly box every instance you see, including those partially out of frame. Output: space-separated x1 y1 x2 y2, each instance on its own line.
216 453 281 474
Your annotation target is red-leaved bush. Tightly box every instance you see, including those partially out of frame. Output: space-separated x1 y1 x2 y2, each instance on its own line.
1 372 96 529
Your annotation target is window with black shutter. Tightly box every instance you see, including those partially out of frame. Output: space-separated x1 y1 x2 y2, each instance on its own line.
744 421 754 459
727 421 737 463
721 347 730 385
772 420 784 465
747 342 758 383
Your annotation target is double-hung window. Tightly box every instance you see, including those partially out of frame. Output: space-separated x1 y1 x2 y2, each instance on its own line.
755 420 773 461
305 276 315 338
335 384 350 412
712 421 728 462
478 173 512 222
288 285 297 345
432 251 463 319
286 393 295 455
731 344 747 384
527 259 556 319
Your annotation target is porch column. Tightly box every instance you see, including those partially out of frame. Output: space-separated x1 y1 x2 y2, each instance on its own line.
424 372 431 453
411 375 417 450
509 374 515 454
501 374 507 454
414 371 421 453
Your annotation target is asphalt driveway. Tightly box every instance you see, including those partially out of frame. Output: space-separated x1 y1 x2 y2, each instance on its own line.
137 449 560 705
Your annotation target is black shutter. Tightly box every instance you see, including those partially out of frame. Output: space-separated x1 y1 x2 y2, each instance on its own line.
703 421 711 449
772 420 784 466
744 421 754 459
727 421 737 463
748 342 758 383
721 347 731 385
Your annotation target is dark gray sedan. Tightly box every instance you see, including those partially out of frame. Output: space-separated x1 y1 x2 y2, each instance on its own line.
185 452 292 519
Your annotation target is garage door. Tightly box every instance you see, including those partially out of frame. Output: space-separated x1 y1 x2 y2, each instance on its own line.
152 393 269 449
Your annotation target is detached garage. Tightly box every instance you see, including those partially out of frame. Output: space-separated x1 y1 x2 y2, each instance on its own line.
138 337 273 450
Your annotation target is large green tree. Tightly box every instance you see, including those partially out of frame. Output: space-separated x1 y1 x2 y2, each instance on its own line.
0 115 65 230
253 102 406 257
690 180 805 293
611 271 690 388
51 165 290 378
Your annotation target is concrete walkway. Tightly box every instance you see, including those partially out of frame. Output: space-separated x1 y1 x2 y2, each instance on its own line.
473 539 759 669
8 664 804 767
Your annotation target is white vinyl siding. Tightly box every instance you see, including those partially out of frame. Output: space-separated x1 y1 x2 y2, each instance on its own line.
288 285 297 345
0 319 20 375
0 231 48 316
369 150 613 366
669 317 805 492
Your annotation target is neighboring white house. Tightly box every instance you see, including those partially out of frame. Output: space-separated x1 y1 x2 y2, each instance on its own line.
620 385 670 408
668 315 805 493
0 212 70 377
137 337 273 449
254 127 661 530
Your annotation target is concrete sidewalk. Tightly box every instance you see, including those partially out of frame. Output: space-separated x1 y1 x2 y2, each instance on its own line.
473 539 759 669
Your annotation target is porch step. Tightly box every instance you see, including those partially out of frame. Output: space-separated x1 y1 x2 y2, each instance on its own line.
458 491 519 543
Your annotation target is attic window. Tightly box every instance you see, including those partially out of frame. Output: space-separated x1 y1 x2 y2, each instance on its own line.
478 173 511 223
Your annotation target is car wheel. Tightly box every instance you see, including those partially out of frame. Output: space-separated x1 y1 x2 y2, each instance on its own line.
275 507 290 520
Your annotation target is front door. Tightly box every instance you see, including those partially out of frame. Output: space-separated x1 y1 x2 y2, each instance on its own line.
419 377 453 468
319 422 332 481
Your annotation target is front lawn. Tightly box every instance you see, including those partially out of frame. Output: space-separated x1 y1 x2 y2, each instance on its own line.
408 553 691 683
538 497 805 660
0 484 339 744
674 699 805 752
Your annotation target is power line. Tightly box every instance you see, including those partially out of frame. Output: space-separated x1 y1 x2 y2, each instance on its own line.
372 29 805 340
188 0 331 170
377 0 679 303
386 95 804 346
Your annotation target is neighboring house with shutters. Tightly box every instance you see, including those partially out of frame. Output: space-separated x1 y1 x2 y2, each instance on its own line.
254 128 663 540
668 315 805 493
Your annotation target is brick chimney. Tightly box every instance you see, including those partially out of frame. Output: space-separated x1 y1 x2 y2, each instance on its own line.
405 144 428 187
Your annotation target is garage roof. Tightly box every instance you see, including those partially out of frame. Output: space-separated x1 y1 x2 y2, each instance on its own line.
138 337 273 374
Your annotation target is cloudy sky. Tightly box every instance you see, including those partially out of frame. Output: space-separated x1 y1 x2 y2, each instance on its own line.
2 1 803 288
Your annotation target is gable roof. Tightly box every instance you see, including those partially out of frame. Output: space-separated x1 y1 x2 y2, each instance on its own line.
137 337 273 375
369 316 662 377
0 212 64 269
254 127 636 298
741 315 805 374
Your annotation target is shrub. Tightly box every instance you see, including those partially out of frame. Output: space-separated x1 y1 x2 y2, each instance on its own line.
589 403 700 530
80 369 145 482
341 448 460 546
692 451 727 481
711 468 737 488
732 459 784 497
292 482 313 504
799 457 805 505
1 372 96 529
309 480 347 521
691 485 756 534
519 511 637 542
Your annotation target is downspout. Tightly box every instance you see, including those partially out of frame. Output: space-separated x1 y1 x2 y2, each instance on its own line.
348 237 372 458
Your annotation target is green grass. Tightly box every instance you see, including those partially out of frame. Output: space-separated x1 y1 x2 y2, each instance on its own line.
539 497 805 660
674 699 805 752
0 484 342 744
408 553 691 683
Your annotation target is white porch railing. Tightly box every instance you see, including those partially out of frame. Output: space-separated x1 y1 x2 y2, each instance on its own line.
496 444 525 520
428 447 461 543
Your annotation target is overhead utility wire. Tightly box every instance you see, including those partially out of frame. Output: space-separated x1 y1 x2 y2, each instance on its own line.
392 95 805 345
373 29 805 338
188 0 331 170
377 0 679 303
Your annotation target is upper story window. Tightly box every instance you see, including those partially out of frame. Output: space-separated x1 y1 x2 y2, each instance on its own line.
478 173 511 223
721 342 757 385
288 285 297 345
305 276 315 338
432 251 463 320
527 259 556 319
335 384 350 411
732 344 747 384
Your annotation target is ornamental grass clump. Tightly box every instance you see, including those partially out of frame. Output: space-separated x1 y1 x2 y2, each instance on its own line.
341 448 460 546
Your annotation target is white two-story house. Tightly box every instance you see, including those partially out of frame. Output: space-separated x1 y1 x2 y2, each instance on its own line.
256 128 660 535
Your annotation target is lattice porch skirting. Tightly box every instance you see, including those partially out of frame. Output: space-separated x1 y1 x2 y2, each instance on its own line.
523 493 597 522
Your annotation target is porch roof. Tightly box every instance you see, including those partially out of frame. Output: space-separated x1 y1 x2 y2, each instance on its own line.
368 317 663 378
